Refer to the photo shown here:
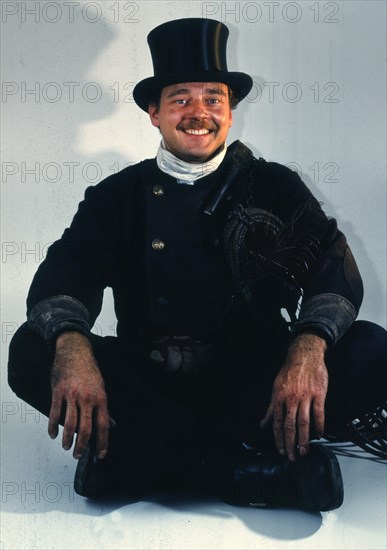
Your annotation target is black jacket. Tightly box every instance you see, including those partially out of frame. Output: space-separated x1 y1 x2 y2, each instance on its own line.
27 141 363 348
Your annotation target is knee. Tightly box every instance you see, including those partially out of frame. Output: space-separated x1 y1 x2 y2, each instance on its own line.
344 320 387 357
350 319 386 338
330 320 387 382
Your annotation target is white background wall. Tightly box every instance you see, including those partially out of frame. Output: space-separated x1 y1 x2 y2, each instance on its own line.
1 2 386 548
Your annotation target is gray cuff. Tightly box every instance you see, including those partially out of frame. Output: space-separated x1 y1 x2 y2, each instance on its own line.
292 293 357 347
28 295 91 341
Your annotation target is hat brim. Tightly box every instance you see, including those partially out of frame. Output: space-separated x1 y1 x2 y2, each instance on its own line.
133 71 253 112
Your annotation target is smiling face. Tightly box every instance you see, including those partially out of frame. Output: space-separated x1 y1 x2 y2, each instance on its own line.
148 82 233 163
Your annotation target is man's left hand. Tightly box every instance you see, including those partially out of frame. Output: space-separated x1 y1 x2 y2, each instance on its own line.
260 333 328 461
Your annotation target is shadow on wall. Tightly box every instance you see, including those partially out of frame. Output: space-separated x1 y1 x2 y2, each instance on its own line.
5 3 138 222
3 4 142 336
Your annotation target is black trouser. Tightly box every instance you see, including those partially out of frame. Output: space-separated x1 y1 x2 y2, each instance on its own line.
7 320 387 487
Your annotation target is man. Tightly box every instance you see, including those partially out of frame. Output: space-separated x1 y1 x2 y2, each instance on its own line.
8 18 386 511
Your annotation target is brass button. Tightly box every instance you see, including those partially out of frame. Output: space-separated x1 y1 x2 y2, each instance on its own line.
153 185 164 196
151 238 165 251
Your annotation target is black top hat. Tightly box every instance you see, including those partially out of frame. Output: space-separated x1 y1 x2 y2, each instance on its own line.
133 18 253 112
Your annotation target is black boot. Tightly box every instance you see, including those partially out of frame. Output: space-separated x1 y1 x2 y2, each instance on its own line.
215 443 343 512
74 434 143 499
74 442 116 498
74 434 205 499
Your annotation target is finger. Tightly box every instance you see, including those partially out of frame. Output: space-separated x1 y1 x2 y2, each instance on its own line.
62 402 78 451
48 395 62 439
297 401 311 456
313 396 325 439
95 407 111 459
283 402 298 461
73 405 93 459
272 401 286 456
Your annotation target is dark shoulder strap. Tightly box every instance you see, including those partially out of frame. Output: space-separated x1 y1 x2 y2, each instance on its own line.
202 140 255 216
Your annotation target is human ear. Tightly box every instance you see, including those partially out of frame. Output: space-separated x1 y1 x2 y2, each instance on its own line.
228 108 233 128
148 103 160 127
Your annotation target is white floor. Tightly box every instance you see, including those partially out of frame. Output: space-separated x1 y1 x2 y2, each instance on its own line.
1 404 386 550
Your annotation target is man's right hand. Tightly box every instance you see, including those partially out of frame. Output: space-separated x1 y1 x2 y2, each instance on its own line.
49 331 113 460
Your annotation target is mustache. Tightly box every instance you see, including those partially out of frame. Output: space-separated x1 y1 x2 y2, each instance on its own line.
177 121 218 132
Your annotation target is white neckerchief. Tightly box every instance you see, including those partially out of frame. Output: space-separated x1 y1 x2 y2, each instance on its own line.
156 140 227 185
